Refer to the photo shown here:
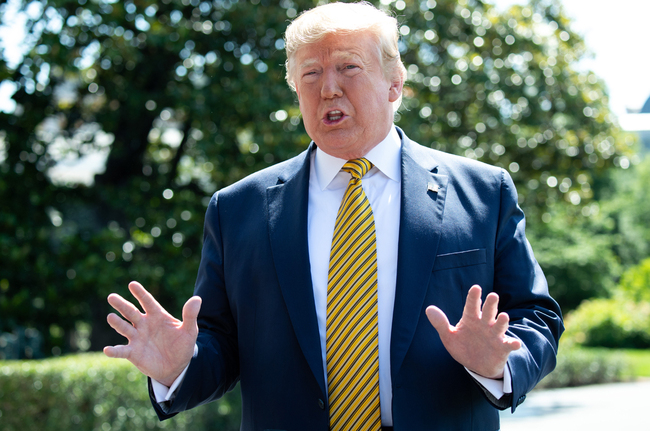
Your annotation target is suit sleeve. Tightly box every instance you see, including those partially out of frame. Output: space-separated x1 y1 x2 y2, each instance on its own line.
150 192 241 420
492 169 564 412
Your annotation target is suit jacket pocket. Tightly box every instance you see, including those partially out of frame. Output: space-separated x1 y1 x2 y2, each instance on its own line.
433 249 486 272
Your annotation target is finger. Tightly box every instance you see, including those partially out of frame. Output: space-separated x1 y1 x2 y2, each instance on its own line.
426 305 452 336
481 292 500 323
181 296 202 329
128 281 163 315
108 293 143 325
503 336 522 352
493 312 510 333
462 285 482 319
107 313 137 339
494 313 521 352
103 344 132 359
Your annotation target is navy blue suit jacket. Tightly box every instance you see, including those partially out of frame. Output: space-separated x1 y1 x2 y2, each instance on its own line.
152 129 563 430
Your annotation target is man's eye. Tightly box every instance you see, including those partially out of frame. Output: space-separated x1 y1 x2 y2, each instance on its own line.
345 65 359 70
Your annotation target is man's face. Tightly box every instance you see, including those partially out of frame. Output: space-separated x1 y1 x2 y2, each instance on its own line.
294 32 402 160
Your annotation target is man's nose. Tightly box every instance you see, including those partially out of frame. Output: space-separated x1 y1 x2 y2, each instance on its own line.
321 70 342 99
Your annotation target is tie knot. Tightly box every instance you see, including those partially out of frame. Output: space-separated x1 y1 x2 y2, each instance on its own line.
342 158 372 180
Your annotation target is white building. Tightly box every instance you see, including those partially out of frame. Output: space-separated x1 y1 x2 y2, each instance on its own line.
619 95 650 152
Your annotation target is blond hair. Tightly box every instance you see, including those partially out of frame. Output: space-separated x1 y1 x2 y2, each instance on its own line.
284 1 406 106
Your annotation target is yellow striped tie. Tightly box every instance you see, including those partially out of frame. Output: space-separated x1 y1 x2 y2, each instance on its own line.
326 158 381 431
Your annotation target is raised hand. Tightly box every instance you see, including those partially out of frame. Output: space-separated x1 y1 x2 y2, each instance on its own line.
103 281 202 387
425 285 522 379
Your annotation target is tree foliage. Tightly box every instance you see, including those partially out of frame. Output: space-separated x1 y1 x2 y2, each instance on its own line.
0 0 638 356
599 155 650 267
1 0 314 355
527 213 621 313
618 257 650 303
392 0 636 219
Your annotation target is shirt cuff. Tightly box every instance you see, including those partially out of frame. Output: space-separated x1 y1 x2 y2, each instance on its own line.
151 344 198 403
465 364 512 400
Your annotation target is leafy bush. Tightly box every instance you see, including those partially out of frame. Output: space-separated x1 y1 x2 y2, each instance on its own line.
562 298 650 349
524 196 626 315
538 346 629 389
0 353 241 431
617 257 650 303
530 223 620 313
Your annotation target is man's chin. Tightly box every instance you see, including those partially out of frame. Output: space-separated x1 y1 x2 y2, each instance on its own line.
317 137 380 160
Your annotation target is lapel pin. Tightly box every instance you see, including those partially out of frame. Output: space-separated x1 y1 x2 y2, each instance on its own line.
427 182 439 193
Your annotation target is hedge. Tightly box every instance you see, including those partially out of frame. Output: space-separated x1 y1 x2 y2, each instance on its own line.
0 346 641 429
0 353 241 431
562 298 650 349
537 346 629 389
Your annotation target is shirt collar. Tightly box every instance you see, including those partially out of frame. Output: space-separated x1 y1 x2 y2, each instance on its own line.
314 126 402 191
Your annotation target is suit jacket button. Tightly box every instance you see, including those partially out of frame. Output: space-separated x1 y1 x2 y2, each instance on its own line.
517 395 526 406
318 399 325 410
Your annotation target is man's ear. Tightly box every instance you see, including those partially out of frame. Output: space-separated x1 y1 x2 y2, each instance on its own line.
295 85 302 102
388 74 404 103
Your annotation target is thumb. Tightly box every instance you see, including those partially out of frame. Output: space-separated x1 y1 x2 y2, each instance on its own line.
426 305 452 335
181 296 202 329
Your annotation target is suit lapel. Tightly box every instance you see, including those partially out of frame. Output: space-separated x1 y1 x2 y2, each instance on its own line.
266 144 327 397
391 133 449 379
264 134 449 394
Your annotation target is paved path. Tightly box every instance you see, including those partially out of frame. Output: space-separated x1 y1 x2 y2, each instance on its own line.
500 380 650 430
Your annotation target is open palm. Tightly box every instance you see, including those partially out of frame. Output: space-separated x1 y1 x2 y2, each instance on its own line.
103 281 202 387
426 285 521 379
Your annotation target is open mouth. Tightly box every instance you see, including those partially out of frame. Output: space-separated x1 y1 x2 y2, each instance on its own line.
325 110 344 123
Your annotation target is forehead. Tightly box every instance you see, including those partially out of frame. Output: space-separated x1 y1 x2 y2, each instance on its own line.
295 32 380 67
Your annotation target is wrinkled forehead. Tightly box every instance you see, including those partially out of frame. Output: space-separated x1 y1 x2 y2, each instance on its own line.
296 49 361 69
294 32 381 68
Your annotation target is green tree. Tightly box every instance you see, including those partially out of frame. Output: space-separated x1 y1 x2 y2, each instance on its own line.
0 0 636 355
0 0 314 355
390 0 638 312
600 155 650 267
617 257 650 303
392 0 635 221
526 206 621 312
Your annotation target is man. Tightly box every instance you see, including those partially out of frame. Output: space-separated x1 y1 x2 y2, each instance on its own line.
104 3 563 430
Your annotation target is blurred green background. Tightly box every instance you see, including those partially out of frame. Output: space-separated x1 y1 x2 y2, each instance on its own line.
1 0 649 429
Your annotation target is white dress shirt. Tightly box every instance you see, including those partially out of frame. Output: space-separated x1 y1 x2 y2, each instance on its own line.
307 127 510 425
308 127 402 425
153 126 511 422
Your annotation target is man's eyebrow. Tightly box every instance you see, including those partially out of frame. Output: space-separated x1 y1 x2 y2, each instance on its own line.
331 49 363 62
298 50 364 70
298 58 319 70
